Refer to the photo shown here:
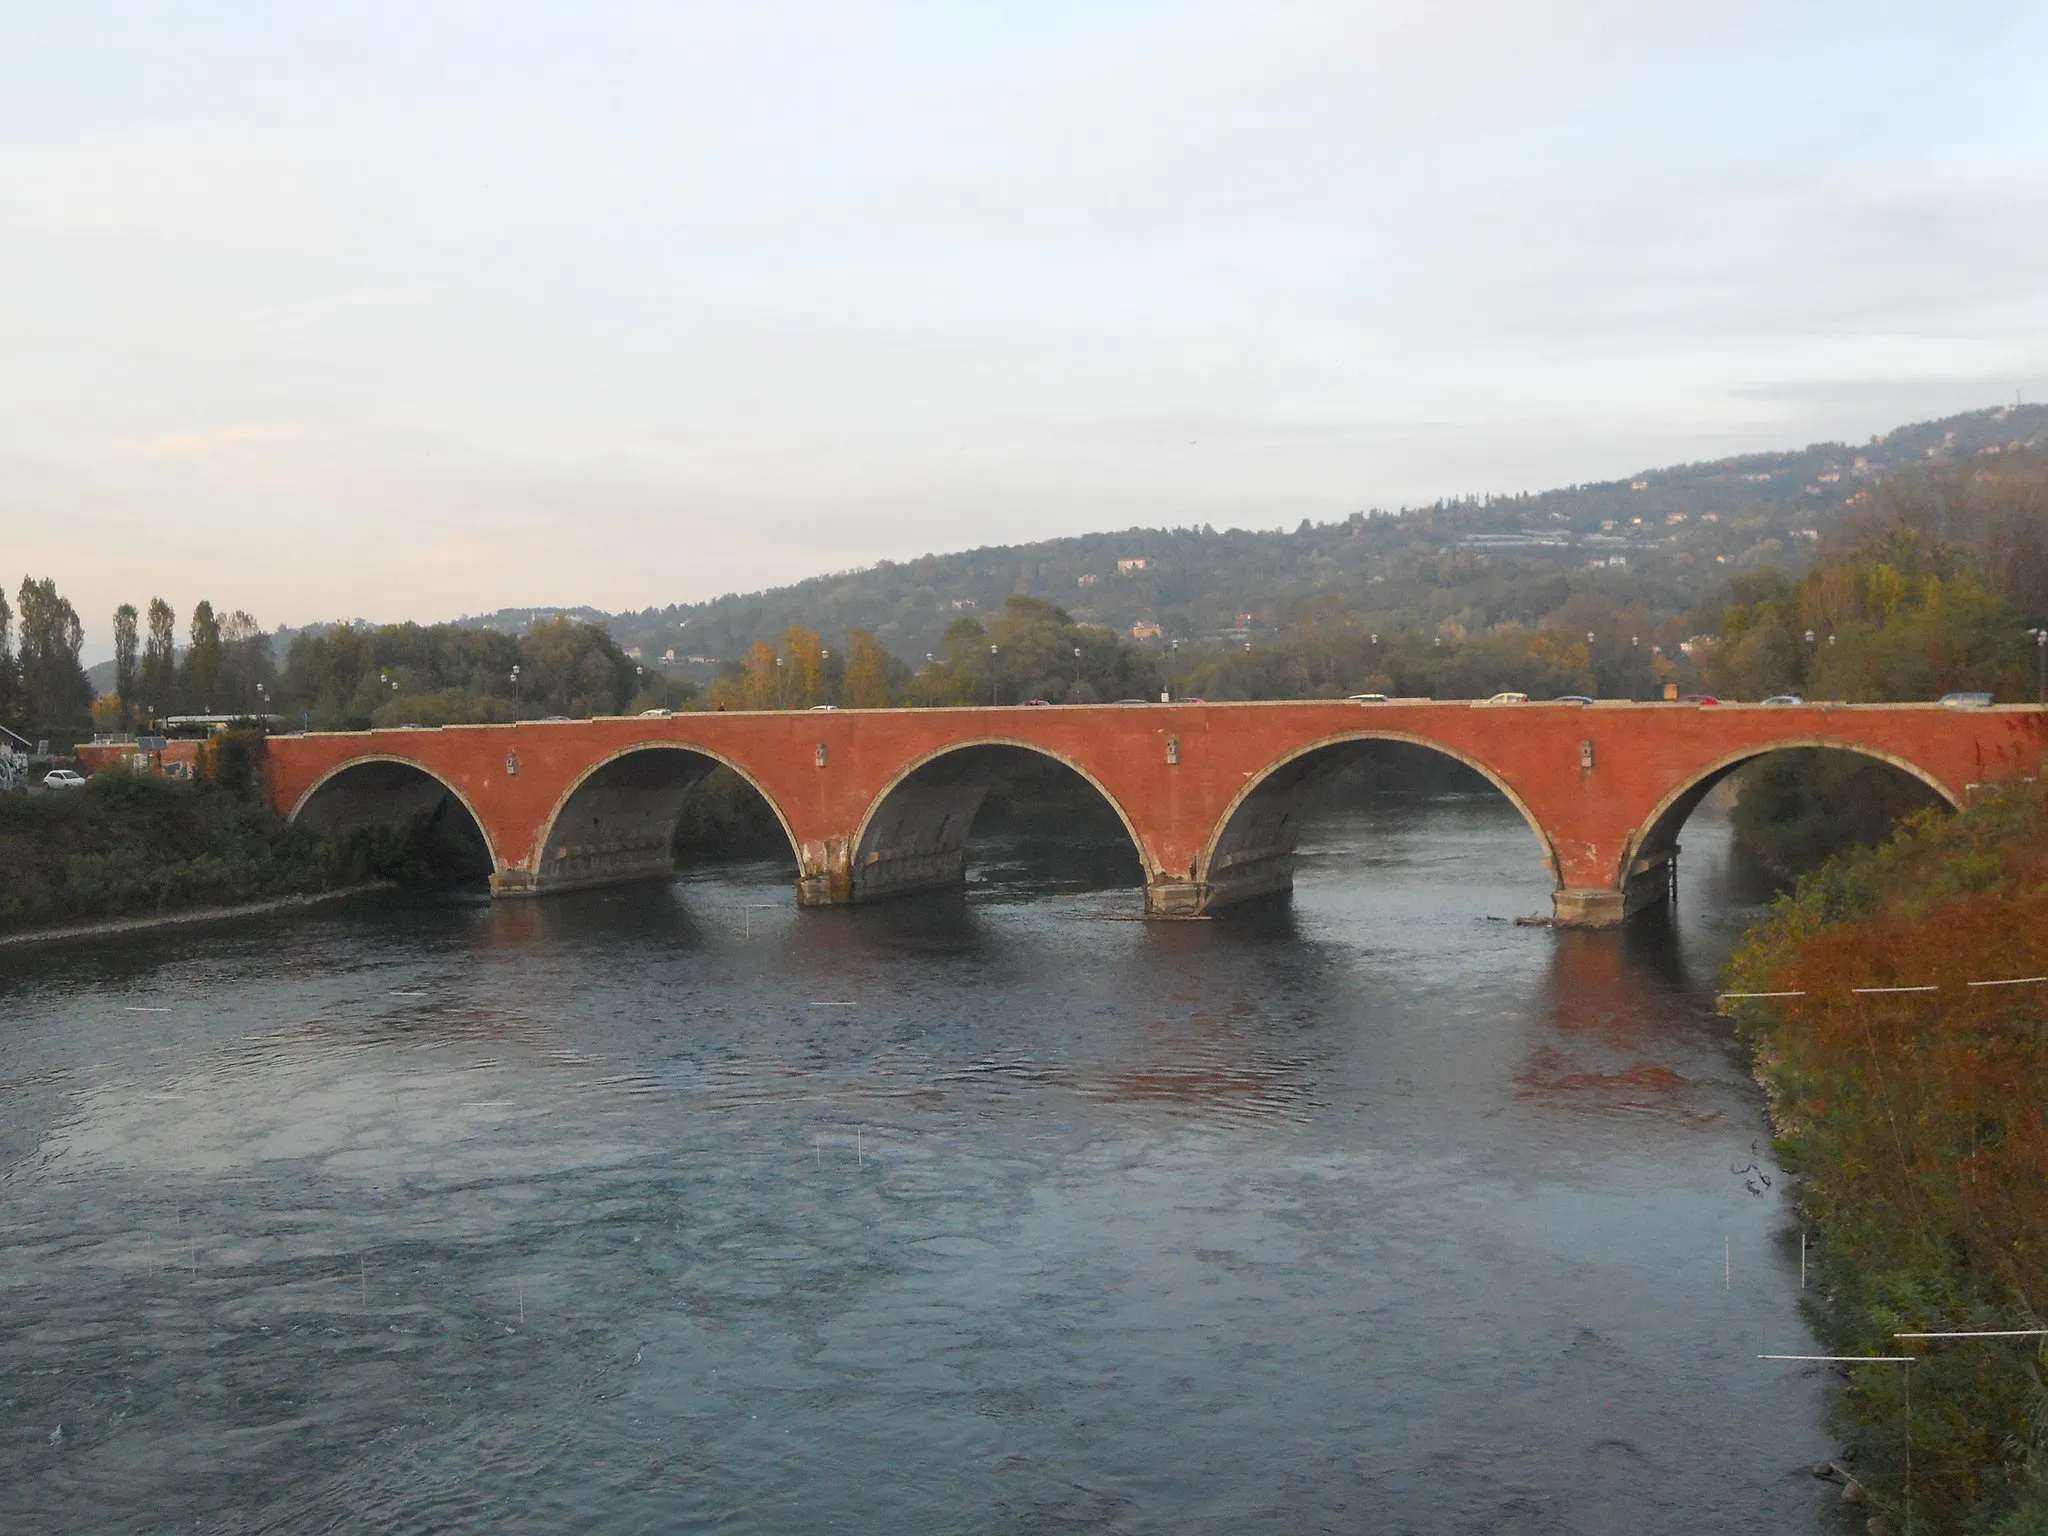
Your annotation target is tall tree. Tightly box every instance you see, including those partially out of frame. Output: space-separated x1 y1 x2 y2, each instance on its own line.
0 582 16 725
15 576 91 732
842 629 897 708
141 597 177 716
182 600 223 712
112 603 140 725
218 610 276 713
781 626 825 707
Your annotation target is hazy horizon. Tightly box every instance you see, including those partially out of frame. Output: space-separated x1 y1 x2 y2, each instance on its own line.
7 2 2046 652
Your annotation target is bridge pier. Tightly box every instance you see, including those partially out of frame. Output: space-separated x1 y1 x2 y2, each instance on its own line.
1550 846 1677 926
1145 847 1297 917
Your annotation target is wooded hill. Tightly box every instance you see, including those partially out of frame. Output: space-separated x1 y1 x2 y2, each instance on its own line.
446 403 2047 672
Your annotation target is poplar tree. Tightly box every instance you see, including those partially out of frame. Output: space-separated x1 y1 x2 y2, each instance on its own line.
182 600 223 712
113 603 140 725
0 584 16 724
15 576 91 731
141 598 177 716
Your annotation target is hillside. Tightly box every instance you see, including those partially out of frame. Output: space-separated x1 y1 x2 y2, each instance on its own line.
438 404 2046 676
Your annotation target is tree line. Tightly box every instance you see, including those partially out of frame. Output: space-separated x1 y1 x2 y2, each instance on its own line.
7 448 2045 744
0 578 93 738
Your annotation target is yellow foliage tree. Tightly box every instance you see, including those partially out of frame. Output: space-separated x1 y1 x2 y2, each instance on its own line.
843 630 894 708
782 627 824 707
739 642 778 709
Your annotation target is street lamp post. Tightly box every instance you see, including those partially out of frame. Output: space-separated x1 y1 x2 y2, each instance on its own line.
1073 645 1082 690
2032 629 2048 705
510 664 520 707
989 645 1000 706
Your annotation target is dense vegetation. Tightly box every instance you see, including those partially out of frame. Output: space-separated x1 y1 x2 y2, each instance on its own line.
1728 749 1945 879
271 616 648 730
0 768 376 933
1726 786 2048 1533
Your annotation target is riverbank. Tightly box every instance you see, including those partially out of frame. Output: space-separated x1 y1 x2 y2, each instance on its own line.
0 769 396 937
0 882 395 950
1725 784 2048 1532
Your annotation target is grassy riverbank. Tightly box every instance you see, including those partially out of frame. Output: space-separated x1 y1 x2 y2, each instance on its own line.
1726 785 2048 1532
0 771 385 934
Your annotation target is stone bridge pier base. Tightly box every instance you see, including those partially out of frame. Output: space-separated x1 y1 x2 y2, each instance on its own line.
1550 846 1677 927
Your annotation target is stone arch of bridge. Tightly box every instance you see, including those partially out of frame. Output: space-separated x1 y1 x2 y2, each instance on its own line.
289 754 500 871
1194 731 1559 908
848 737 1147 904
529 741 801 897
1619 738 1960 889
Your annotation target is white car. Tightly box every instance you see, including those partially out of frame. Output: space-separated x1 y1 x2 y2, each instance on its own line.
41 768 87 790
1483 692 1529 704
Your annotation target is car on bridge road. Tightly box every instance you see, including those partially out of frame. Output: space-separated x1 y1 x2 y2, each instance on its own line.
1552 695 1594 705
1347 693 1389 703
1761 695 1804 706
1483 692 1529 704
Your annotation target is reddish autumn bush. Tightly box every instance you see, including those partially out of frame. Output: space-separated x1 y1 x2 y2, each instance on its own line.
1728 785 2048 1530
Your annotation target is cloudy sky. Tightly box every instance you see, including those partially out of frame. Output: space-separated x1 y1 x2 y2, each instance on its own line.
5 1 2046 649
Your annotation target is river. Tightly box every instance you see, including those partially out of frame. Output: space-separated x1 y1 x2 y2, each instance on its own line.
1 792 1840 1532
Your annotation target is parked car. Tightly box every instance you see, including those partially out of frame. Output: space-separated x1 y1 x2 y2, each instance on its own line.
1551 694 1593 705
1940 692 1994 709
1348 693 1390 703
1760 695 1804 706
41 768 87 790
1483 692 1529 704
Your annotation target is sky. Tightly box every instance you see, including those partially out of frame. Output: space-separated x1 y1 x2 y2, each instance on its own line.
4 1 2047 653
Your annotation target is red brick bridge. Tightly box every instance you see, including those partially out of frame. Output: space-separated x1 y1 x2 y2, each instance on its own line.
262 700 2048 926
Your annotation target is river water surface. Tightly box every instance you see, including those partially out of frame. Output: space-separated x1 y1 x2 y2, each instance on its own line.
1 795 1840 1532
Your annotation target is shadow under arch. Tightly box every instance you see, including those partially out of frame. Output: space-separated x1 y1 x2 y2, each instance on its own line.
290 755 498 881
1619 738 1959 891
530 742 800 897
1195 732 1559 912
848 738 1146 904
